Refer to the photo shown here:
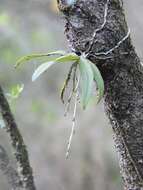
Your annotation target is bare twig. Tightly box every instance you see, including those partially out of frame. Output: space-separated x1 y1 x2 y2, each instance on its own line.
0 86 36 190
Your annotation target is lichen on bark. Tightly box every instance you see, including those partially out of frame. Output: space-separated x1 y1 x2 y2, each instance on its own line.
0 86 36 190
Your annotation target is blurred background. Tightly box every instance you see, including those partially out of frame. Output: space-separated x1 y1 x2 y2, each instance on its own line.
0 0 143 189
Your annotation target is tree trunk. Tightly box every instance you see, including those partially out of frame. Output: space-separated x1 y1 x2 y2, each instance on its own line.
58 0 143 189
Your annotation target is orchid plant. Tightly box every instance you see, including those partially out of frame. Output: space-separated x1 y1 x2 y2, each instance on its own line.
15 50 104 158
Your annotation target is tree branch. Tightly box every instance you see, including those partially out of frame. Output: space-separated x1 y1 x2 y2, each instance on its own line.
0 145 22 189
58 0 143 189
0 85 36 190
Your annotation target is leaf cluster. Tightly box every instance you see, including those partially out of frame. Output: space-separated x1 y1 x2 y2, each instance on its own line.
16 51 104 109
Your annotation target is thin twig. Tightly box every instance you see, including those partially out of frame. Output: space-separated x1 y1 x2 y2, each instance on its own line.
66 75 80 159
0 86 36 190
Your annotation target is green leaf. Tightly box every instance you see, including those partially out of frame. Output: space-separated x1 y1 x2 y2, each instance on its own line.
32 61 57 81
32 53 79 81
79 56 94 109
15 50 66 68
90 62 104 103
7 84 24 99
55 53 79 63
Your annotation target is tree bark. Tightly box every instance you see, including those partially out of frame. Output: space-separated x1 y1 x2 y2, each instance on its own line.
0 86 36 190
58 0 143 189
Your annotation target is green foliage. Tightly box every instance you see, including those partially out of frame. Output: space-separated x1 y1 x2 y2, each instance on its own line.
16 51 104 109
7 84 24 99
32 61 58 81
15 50 66 68
54 53 79 63
79 56 94 109
79 56 105 109
32 53 79 81
90 62 104 103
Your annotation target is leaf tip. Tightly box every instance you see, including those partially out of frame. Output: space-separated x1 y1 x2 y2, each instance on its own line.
14 61 19 69
32 76 36 82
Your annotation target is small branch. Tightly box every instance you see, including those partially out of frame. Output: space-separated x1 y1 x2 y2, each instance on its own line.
0 145 21 189
0 86 36 190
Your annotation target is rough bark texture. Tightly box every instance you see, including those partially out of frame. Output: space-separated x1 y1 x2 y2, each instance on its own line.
0 145 21 189
0 86 36 190
58 0 143 189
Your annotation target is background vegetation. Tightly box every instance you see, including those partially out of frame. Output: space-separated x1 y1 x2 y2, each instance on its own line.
0 0 143 189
